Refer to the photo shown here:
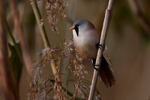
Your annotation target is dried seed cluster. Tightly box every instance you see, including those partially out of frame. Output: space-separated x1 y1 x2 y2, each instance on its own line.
28 41 101 99
28 0 101 99
27 47 66 100
42 0 68 34
65 40 90 99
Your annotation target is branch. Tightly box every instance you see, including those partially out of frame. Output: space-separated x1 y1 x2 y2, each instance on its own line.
9 0 32 75
88 0 114 99
0 1 19 100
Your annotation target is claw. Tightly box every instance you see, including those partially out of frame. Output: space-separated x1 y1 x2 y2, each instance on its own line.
92 59 100 70
99 44 103 49
96 43 103 50
93 64 100 71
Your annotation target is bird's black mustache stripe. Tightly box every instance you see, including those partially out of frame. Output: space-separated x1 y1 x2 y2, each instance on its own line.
75 25 79 36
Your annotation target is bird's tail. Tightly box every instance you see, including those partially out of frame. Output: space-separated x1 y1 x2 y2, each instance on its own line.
99 55 116 87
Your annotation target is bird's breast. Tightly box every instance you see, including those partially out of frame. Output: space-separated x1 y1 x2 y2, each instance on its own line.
73 29 100 59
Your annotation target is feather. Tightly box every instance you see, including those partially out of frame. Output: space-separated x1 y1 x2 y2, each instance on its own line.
99 55 116 87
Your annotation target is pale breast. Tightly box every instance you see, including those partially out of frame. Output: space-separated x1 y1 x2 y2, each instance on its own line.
73 29 100 59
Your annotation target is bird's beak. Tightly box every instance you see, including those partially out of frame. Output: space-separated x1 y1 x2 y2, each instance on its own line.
70 27 75 30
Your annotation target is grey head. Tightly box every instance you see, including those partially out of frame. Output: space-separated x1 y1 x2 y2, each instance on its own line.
71 19 95 36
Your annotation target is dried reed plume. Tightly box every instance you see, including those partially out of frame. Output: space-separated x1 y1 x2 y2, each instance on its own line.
27 46 66 100
41 0 68 48
44 0 68 32
27 41 100 99
28 0 101 99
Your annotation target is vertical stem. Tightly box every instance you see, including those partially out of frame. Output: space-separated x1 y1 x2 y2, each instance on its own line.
5 19 23 63
30 1 58 75
9 0 32 75
55 31 63 49
62 0 76 73
30 1 50 47
61 19 65 42
62 0 76 96
0 1 19 100
88 0 114 99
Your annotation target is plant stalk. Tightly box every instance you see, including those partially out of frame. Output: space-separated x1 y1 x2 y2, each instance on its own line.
5 19 23 64
88 0 114 99
30 1 58 75
0 1 19 99
9 0 32 76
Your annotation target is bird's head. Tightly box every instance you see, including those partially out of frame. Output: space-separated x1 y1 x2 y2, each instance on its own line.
70 19 95 36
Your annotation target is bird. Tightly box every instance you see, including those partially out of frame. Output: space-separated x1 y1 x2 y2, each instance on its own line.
70 19 115 87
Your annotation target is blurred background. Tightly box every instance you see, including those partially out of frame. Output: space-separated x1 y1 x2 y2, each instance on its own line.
1 0 150 100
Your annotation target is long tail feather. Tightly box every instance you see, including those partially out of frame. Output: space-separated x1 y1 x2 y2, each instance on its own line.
99 55 116 87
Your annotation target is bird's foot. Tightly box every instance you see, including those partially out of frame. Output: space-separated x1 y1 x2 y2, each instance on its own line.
99 44 103 50
96 43 103 50
93 64 100 71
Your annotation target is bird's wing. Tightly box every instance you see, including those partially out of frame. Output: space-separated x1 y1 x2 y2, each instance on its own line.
95 43 112 66
103 49 112 67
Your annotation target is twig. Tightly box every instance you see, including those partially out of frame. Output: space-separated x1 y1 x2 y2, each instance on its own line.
30 1 58 76
0 1 19 100
128 0 150 37
9 0 32 75
88 0 114 99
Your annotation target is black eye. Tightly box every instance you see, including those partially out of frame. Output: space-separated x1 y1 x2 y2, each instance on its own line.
75 25 79 36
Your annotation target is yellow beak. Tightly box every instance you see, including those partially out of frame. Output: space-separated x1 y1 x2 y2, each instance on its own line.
70 27 75 30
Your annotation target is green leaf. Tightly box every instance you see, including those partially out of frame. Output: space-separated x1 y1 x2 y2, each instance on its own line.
8 42 23 90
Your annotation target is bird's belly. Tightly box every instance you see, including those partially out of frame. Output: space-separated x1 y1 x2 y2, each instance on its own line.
73 29 99 59
74 42 97 59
